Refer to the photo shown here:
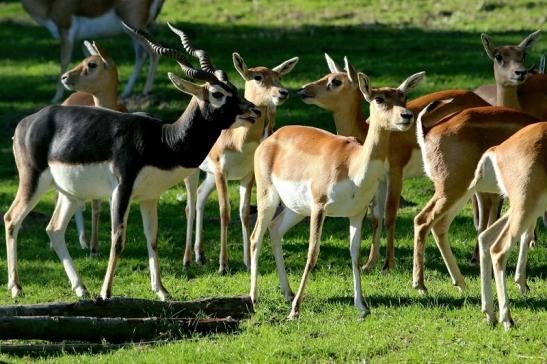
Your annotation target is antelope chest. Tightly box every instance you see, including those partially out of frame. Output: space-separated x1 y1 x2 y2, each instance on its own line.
200 142 258 180
49 162 193 202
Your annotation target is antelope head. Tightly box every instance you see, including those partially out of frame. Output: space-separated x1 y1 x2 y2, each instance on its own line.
232 53 299 107
61 41 118 95
358 71 425 131
481 30 541 86
297 54 360 111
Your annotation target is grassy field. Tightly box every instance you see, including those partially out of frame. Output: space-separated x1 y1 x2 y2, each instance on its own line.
0 0 546 362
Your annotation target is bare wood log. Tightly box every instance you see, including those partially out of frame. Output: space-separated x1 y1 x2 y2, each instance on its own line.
0 296 253 319
0 316 240 343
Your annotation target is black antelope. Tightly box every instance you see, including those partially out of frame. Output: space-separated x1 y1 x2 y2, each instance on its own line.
3 24 259 300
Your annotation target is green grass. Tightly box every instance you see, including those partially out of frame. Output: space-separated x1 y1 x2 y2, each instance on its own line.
0 0 546 362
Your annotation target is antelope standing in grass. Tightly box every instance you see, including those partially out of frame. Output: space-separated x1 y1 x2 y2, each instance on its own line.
250 65 425 319
3 24 259 300
21 0 164 102
61 40 127 253
473 122 547 330
470 31 546 263
298 55 472 272
412 97 539 294
183 52 299 273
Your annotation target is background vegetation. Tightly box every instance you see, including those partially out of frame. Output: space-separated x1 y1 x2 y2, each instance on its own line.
0 0 545 362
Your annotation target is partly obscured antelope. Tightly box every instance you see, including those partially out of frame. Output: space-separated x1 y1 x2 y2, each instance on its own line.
184 52 299 273
298 55 470 272
61 40 127 253
473 122 547 330
412 98 539 294
3 24 259 300
250 66 425 319
21 0 164 102
474 30 545 119
470 31 545 263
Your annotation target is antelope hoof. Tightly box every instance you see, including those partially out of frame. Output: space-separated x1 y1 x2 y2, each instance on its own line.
287 310 300 321
485 314 496 327
100 289 111 301
503 319 515 332
516 281 529 295
156 289 170 302
358 309 370 321
218 265 228 275
183 261 191 271
79 237 89 250
454 281 467 293
381 261 393 273
195 254 205 266
412 282 428 294
361 258 378 273
89 250 100 258
74 286 88 298
469 255 478 266
10 285 22 298
283 290 295 303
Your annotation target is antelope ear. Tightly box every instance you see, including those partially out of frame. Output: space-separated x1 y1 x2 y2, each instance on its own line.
398 71 425 93
168 72 203 98
518 30 541 52
481 33 496 60
273 57 299 76
84 40 97 56
357 72 372 102
344 56 358 85
324 53 342 73
91 41 112 68
232 52 250 80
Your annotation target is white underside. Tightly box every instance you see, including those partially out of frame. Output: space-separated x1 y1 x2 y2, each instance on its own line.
49 162 193 202
36 11 123 41
272 160 384 217
199 142 258 180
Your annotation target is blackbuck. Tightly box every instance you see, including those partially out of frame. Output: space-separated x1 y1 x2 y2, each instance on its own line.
250 65 425 319
3 24 259 300
298 55 472 272
412 97 539 294
21 0 164 102
61 40 127 253
473 122 547 330
183 53 299 273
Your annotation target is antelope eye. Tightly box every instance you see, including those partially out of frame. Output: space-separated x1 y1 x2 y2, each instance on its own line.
375 96 384 104
331 78 342 87
88 62 97 69
211 92 224 99
494 54 503 63
253 74 263 81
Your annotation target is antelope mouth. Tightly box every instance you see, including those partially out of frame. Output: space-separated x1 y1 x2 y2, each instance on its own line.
395 120 413 130
238 115 257 123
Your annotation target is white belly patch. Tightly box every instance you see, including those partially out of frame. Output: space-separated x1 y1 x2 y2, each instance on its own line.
70 10 123 40
49 162 117 200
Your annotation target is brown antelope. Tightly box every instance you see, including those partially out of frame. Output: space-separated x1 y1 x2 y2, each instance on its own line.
412 97 540 294
298 55 471 272
183 52 299 273
469 31 545 263
250 64 425 319
474 30 545 119
473 122 547 330
60 40 127 253
3 24 259 300
21 0 164 102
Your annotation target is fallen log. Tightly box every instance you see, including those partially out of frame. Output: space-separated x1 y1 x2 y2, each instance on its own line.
0 316 240 343
0 296 253 319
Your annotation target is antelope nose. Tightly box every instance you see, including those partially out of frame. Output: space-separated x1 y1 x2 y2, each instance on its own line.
514 69 527 77
279 89 289 98
297 88 305 94
251 107 262 117
61 74 68 81
401 112 413 120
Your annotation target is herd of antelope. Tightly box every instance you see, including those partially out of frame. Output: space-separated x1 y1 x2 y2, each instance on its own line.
2 3 546 332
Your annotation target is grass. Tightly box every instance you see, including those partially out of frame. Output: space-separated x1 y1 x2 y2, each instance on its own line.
0 0 546 362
